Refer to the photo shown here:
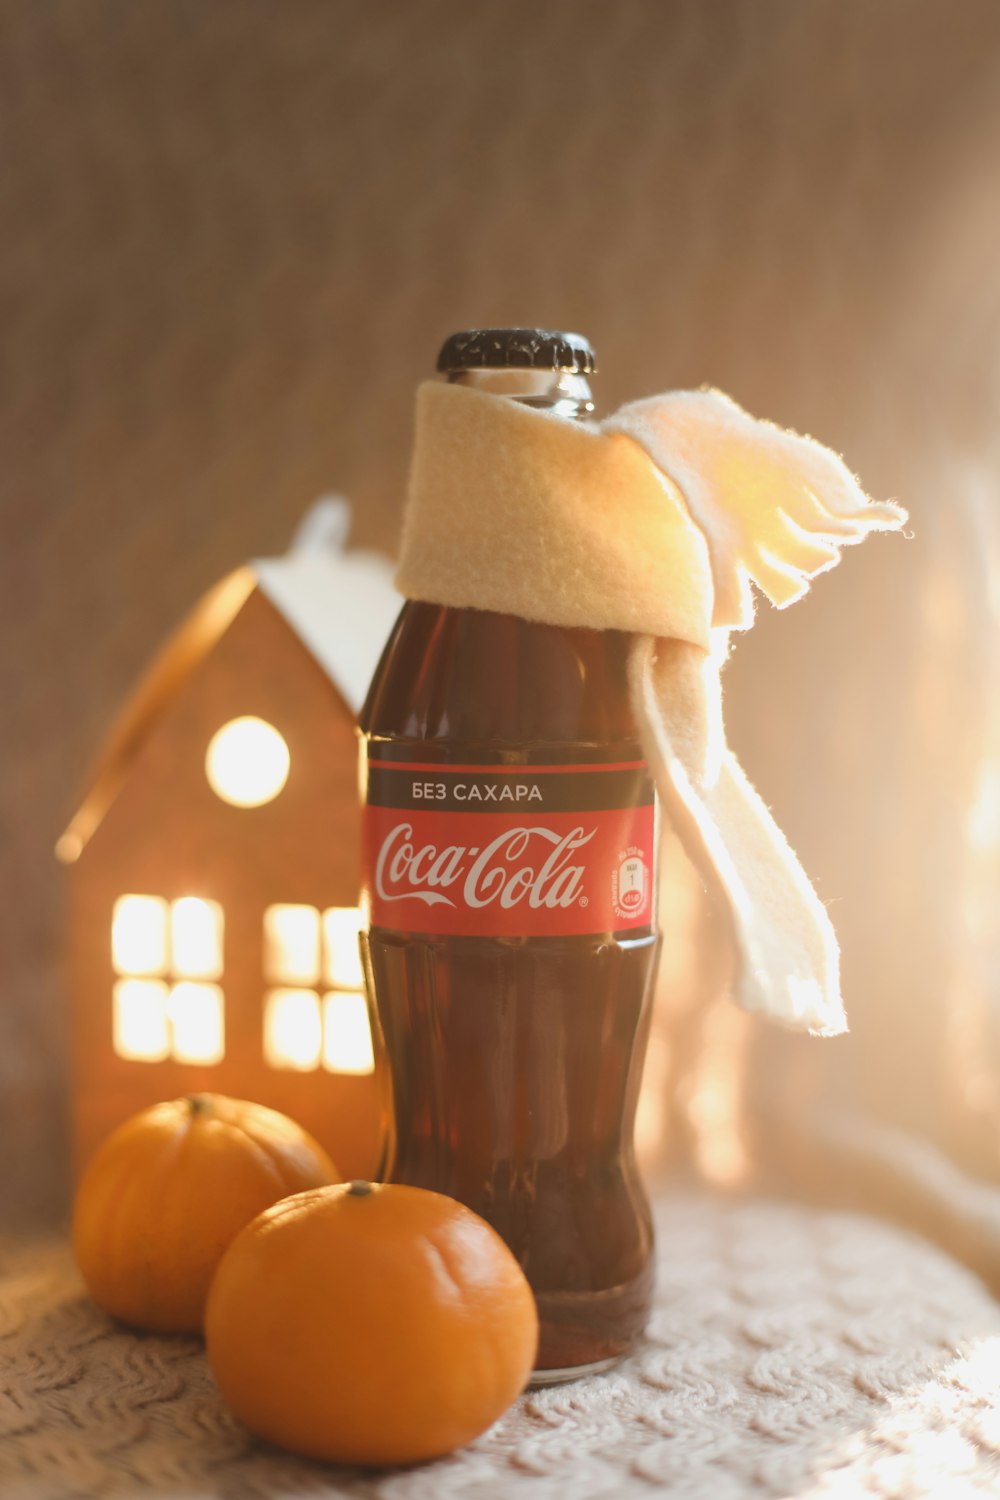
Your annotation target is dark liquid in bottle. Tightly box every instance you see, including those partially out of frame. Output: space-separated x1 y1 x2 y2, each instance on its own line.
360 602 658 1377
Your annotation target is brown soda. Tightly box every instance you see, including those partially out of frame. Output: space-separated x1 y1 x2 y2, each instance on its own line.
358 330 659 1380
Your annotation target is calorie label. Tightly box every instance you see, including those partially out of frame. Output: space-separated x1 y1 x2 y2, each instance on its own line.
362 757 656 938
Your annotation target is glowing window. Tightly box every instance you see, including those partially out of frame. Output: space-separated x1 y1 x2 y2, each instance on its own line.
261 905 371 1075
264 905 322 985
322 908 365 991
171 898 224 980
322 991 375 1075
263 987 375 1076
113 979 170 1062
167 983 225 1065
264 989 323 1071
205 716 290 807
112 895 169 976
262 904 364 988
111 894 226 1064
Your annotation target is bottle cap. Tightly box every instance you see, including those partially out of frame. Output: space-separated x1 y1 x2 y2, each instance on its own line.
436 328 597 375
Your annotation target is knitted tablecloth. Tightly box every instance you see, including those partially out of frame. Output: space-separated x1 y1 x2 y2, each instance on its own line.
4 1192 1000 1500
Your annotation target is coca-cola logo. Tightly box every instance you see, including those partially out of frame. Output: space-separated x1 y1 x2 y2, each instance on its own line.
374 822 595 911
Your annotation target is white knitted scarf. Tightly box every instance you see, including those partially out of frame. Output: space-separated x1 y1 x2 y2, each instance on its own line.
397 381 906 1035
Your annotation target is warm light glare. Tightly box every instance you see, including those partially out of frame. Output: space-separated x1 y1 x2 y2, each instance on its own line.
635 1033 669 1170
322 907 365 990
113 978 170 1061
205 716 290 808
968 760 1000 855
167 982 225 1065
264 988 323 1070
687 1000 751 1188
55 831 83 865
112 895 169 976
322 991 375 1075
171 897 224 979
264 904 321 984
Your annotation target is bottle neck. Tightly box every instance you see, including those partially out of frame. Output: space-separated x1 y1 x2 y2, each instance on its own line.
445 366 595 420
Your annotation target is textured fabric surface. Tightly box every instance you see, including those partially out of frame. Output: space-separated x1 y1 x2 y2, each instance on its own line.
4 1191 1000 1500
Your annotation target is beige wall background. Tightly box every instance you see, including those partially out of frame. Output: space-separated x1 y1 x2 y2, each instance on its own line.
4 0 1000 1228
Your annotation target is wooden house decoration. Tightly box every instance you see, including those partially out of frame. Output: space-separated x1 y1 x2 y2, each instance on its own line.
57 502 402 1180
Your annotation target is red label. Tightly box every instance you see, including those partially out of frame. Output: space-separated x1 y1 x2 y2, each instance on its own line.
362 759 656 937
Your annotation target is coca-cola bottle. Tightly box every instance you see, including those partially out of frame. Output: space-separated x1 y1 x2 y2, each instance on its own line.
359 329 659 1380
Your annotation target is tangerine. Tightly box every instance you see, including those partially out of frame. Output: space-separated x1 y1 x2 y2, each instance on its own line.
73 1093 338 1333
204 1180 538 1465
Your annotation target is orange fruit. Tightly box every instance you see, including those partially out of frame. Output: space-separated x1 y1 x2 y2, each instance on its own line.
73 1093 337 1333
205 1180 538 1465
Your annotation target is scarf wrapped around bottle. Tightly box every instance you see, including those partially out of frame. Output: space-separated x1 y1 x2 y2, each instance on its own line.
395 381 906 1036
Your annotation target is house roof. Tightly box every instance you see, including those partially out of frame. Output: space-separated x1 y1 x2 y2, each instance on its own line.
56 501 401 863
253 501 400 717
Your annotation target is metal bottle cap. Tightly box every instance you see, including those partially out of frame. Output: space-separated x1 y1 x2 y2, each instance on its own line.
436 328 597 375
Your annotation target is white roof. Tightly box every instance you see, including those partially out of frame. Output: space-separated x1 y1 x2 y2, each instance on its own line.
253 499 402 714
